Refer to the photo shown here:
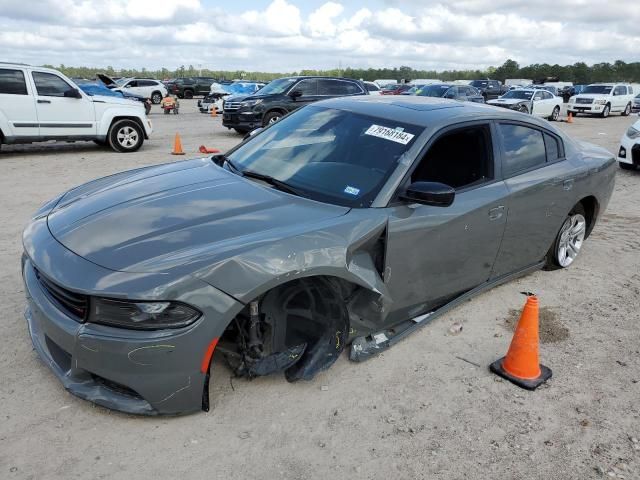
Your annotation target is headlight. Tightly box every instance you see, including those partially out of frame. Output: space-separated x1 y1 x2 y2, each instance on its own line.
594 99 607 105
90 298 201 330
568 97 575 103
627 126 640 139
240 99 262 108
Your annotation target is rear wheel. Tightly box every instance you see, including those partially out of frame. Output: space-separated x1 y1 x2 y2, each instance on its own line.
151 91 162 104
108 119 144 153
545 204 587 270
622 103 632 116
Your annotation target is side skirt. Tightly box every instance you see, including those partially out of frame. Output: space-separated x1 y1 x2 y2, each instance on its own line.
349 260 545 362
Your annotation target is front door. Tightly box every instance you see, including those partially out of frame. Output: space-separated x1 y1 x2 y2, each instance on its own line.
383 123 508 323
287 79 319 112
31 71 96 138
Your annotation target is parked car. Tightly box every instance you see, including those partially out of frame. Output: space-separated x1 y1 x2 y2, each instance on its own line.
487 89 563 121
617 118 640 170
632 93 640 113
0 63 152 152
470 79 504 100
567 83 634 118
380 84 412 95
166 77 216 99
21 95 615 415
363 81 382 95
78 82 151 115
99 76 167 104
416 84 485 103
222 76 367 134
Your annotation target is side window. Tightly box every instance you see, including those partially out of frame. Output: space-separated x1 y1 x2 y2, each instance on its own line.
318 79 342 95
340 81 362 95
614 86 625 96
544 133 561 162
533 92 543 101
126 80 138 88
32 72 73 97
498 124 546 177
365 83 379 92
138 80 155 87
629 86 633 95
293 79 317 96
411 124 493 190
0 68 28 95
542 91 553 100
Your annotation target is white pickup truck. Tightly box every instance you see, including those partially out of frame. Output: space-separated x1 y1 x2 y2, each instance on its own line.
0 63 152 152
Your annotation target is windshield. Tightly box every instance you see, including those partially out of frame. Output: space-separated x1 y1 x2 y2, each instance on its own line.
502 90 534 100
256 77 298 95
417 85 450 97
582 85 612 94
227 106 423 207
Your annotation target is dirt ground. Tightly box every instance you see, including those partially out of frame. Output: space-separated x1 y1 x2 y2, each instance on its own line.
1 100 638 480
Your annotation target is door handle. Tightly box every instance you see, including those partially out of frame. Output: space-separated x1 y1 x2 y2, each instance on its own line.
563 179 574 191
37 99 51 104
488 205 505 221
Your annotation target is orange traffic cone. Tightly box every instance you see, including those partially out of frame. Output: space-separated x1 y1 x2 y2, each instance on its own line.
199 145 220 154
567 112 573 124
490 294 552 390
171 133 185 155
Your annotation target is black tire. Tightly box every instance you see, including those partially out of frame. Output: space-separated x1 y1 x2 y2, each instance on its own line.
183 90 194 99
260 278 349 382
108 119 144 153
544 204 587 271
622 103 632 116
601 104 610 118
234 128 249 134
619 162 636 171
151 91 163 104
549 106 560 121
262 111 283 127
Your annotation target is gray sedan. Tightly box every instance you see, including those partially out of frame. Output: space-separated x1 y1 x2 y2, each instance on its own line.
22 96 616 415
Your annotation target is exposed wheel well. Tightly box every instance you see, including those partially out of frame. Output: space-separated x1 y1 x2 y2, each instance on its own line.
576 195 599 238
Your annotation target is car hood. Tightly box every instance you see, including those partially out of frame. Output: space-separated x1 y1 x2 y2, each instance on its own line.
46 159 349 273
574 93 611 100
488 98 529 105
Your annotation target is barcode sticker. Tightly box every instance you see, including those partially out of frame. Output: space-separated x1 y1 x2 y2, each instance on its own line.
364 125 415 145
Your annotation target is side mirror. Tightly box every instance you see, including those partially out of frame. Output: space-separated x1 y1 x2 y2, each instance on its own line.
124 84 132 88
400 181 455 207
243 127 263 141
289 90 302 99
64 88 82 99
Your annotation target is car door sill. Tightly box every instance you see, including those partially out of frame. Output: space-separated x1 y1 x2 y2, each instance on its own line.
349 259 546 362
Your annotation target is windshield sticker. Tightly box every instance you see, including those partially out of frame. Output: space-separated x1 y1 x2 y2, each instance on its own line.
365 125 415 145
344 186 360 196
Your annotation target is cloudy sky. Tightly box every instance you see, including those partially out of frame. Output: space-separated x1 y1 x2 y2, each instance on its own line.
0 0 638 72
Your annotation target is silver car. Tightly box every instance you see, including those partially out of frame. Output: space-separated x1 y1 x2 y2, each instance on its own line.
22 96 616 415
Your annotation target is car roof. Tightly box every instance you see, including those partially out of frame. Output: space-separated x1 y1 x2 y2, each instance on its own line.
315 95 557 129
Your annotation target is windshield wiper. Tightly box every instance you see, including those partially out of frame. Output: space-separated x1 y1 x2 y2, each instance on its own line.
241 169 304 196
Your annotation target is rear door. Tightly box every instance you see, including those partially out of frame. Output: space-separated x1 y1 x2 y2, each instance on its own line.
0 67 39 138
31 70 96 138
490 122 571 278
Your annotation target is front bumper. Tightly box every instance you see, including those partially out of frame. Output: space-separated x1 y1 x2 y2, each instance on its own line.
568 103 604 114
617 135 640 166
222 110 263 130
22 218 243 415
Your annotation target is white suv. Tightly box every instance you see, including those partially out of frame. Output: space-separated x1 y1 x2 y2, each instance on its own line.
568 83 634 118
112 77 167 104
0 64 152 152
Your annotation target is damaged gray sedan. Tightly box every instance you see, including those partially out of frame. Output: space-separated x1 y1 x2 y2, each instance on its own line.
22 96 616 415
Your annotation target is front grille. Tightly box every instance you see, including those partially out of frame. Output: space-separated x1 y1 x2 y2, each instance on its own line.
576 98 594 104
35 269 88 321
223 102 241 111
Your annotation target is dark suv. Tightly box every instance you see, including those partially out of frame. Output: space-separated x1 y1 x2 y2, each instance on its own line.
222 76 368 133
469 79 504 100
166 77 216 98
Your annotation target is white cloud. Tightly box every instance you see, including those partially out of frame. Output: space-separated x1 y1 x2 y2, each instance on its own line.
0 0 638 72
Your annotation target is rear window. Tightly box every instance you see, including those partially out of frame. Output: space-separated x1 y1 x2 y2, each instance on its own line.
498 124 546 177
0 68 28 95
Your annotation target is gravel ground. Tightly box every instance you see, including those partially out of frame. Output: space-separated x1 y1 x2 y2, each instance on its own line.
1 100 639 480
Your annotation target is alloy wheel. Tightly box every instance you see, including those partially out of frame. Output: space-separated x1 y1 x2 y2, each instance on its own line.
116 126 139 149
268 115 281 124
556 213 586 267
